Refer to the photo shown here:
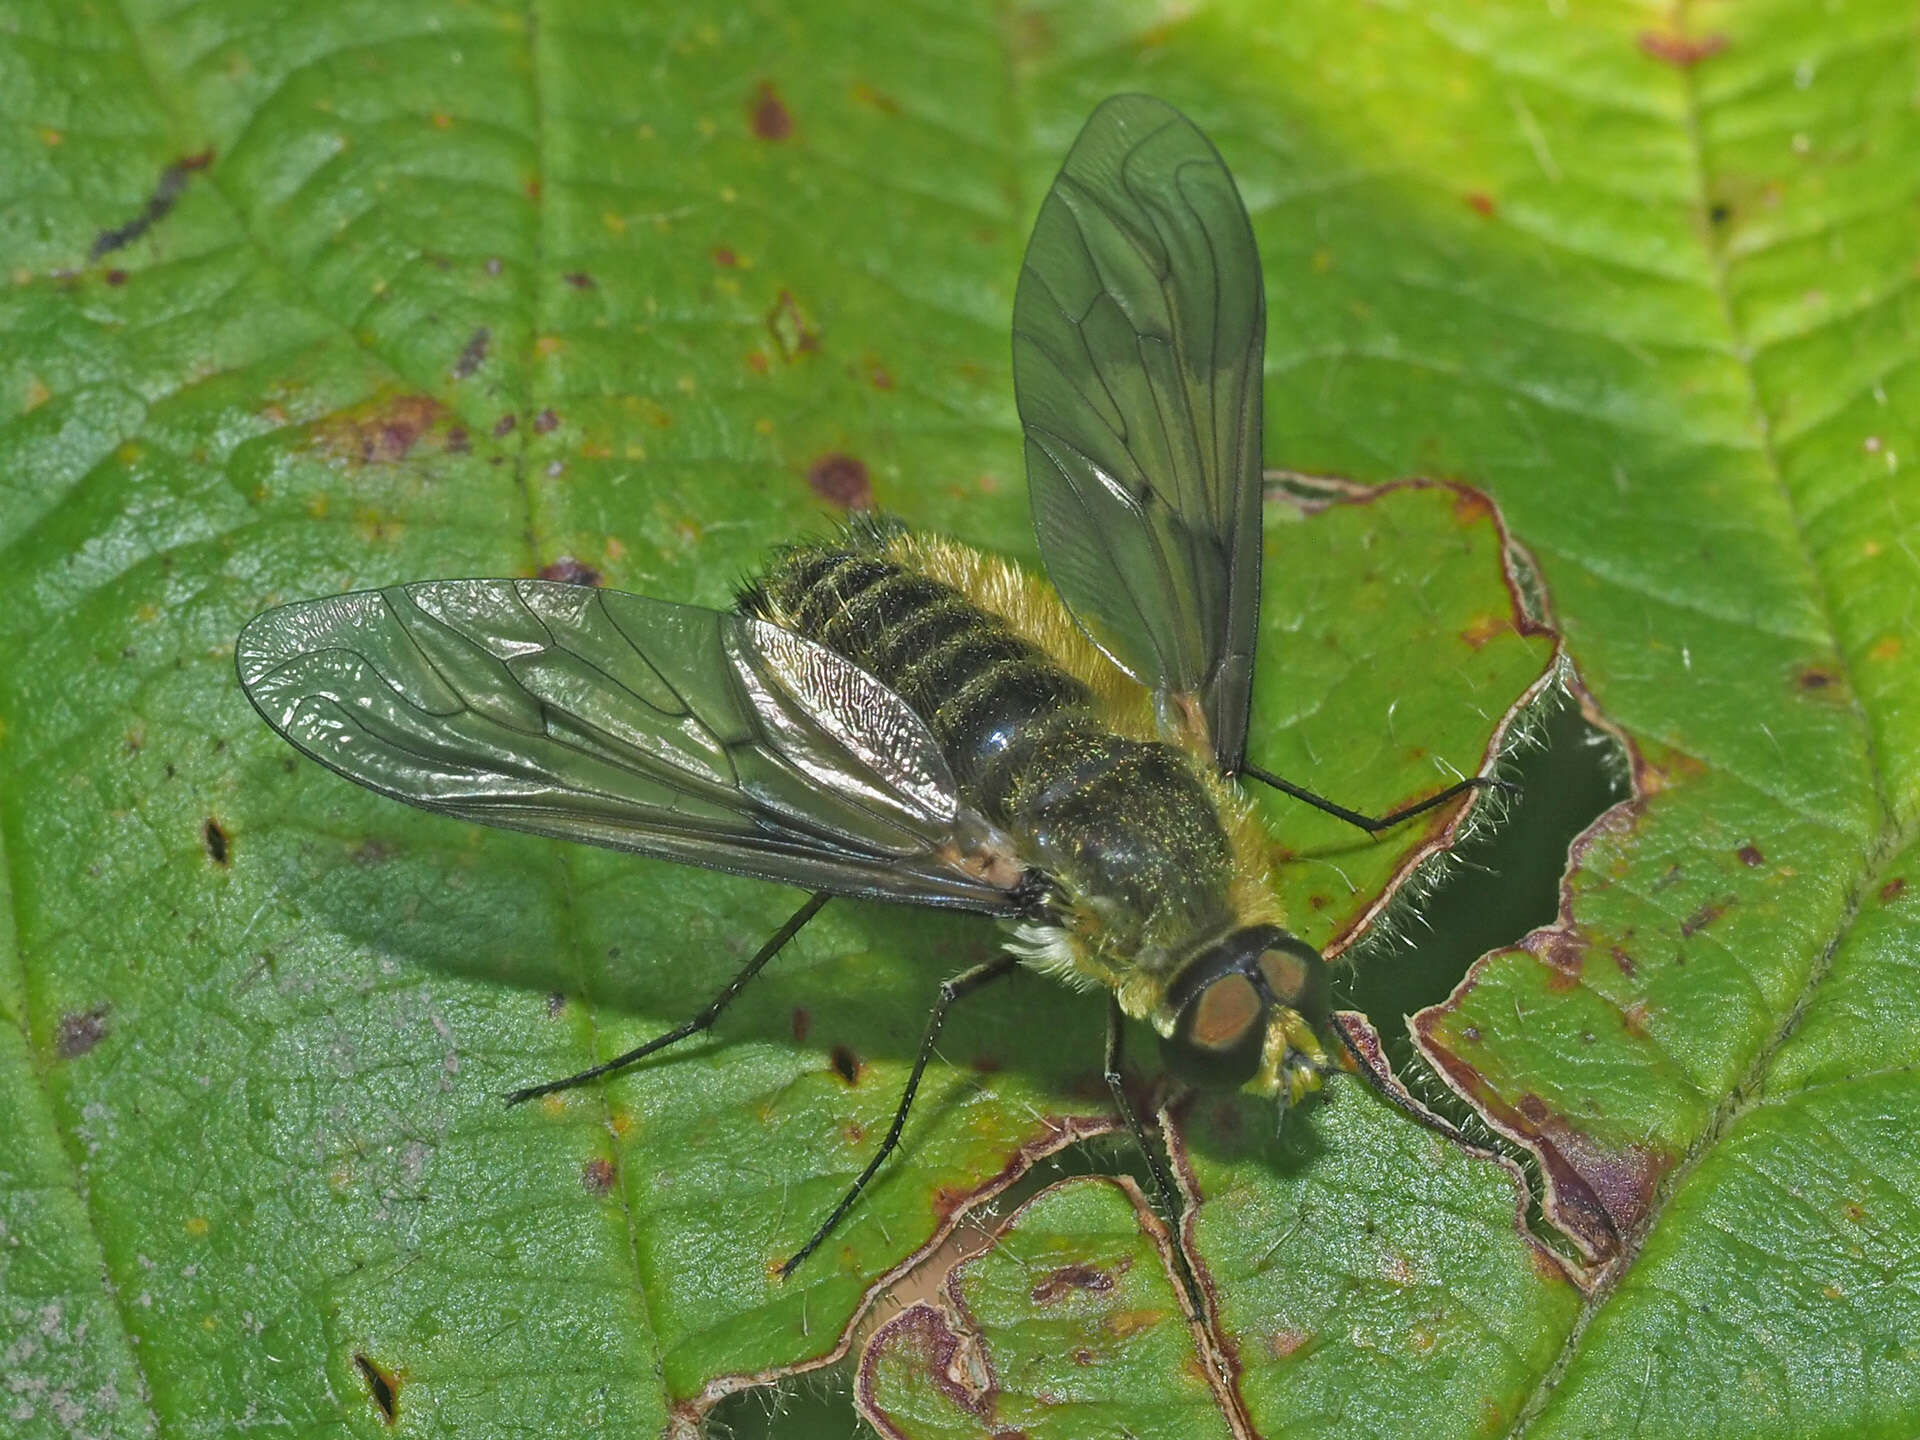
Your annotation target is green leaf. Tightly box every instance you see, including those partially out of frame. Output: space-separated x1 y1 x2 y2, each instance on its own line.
3 2 1917 1439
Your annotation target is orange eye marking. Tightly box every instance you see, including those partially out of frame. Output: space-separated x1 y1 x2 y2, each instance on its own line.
1259 949 1311 1005
1191 973 1261 1051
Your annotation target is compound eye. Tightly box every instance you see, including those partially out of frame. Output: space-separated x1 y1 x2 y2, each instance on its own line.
1258 948 1312 1007
1188 972 1262 1053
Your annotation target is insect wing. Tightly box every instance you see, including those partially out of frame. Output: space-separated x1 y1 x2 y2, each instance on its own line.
235 580 1025 912
1013 93 1266 770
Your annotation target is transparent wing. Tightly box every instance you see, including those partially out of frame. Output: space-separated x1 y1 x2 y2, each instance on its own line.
235 580 1028 913
1013 93 1266 771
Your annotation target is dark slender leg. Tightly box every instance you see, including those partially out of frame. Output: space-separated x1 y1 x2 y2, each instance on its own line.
1241 763 1516 835
1104 999 1184 1231
505 890 831 1106
779 951 1022 1278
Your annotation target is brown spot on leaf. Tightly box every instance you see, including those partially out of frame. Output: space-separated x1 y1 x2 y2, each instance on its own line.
749 80 792 140
1459 613 1508 650
1452 488 1494 524
55 1005 110 1059
1798 666 1836 691
790 1006 811 1043
203 818 230 865
830 1044 861 1084
582 1157 617 1194
1518 1094 1549 1124
712 246 739 268
451 326 490 379
492 413 516 438
353 1354 399 1425
537 556 601 586
1270 1328 1312 1358
1681 896 1732 937
563 271 595 289
808 452 872 509
315 394 447 464
1638 29 1727 67
1611 947 1637 977
1465 192 1496 217
1104 1308 1162 1339
445 427 469 454
1882 877 1907 904
532 408 559 434
1737 843 1765 867
767 289 819 360
106 268 128 286
1030 1261 1121 1304
1622 1001 1652 1037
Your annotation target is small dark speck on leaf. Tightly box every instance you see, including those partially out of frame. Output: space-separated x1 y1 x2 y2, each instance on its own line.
582 1157 617 1194
808 453 872 509
1710 202 1732 225
791 1006 811 1043
90 149 213 260
56 1005 110 1059
533 409 559 434
451 326 490 379
1737 843 1764 867
106 268 128 286
538 556 602 586
445 426 469 454
353 1354 399 1425
712 246 739 267
564 271 595 289
492 413 516 438
1465 192 1496 217
750 80 793 140
1681 896 1731 937
203 818 230 865
1798 667 1836 691
1882 877 1907 903
830 1044 861 1084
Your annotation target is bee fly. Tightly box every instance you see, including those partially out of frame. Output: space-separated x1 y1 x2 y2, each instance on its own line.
236 95 1506 1276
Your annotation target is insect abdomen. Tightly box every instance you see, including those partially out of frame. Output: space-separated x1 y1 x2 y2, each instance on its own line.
742 528 1237 943
745 541 1094 795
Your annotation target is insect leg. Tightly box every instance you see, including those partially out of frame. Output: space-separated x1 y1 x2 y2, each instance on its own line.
1240 763 1516 835
779 951 1023 1278
504 890 831 1106
1104 998 1185 1232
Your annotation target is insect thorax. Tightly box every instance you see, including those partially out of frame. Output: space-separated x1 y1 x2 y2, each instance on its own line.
740 520 1262 997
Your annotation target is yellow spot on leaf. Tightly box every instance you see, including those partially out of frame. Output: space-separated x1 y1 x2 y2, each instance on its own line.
24 375 50 411
185 1216 209 1238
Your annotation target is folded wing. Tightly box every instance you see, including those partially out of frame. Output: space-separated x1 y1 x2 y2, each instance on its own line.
236 580 1029 913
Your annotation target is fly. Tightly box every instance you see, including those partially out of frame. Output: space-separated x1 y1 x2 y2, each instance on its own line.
235 95 1507 1277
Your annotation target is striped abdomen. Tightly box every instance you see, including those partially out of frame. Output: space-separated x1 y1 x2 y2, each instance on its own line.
741 529 1235 944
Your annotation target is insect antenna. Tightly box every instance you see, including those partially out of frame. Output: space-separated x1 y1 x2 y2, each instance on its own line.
1239 764 1517 835
504 890 832 1106
779 951 1022 1278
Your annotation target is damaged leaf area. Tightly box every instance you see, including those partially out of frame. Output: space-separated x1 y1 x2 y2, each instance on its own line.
3 4 1918 1440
